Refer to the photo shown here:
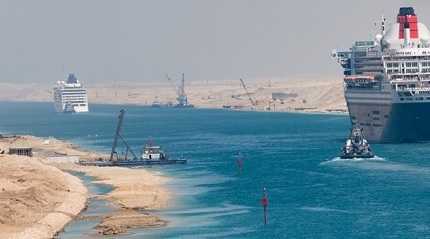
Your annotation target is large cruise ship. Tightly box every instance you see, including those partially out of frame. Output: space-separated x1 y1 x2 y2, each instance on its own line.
333 7 430 142
53 73 89 113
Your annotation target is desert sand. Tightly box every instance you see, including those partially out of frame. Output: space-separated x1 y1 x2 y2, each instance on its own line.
96 209 167 235
0 153 87 239
54 162 171 235
78 166 170 210
59 164 170 235
0 135 171 237
0 77 346 113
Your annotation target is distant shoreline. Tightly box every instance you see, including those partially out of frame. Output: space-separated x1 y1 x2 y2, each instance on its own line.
0 100 349 116
0 78 347 114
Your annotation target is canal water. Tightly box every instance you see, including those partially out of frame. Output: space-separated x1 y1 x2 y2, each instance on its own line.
1 102 430 238
59 172 115 239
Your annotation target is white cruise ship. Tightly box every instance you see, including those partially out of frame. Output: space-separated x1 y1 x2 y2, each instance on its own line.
53 73 89 113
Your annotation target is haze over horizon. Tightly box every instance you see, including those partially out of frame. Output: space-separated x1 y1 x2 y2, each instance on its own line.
0 0 428 85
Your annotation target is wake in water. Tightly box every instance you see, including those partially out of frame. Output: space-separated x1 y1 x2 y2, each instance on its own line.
320 155 386 165
320 155 430 181
299 206 352 214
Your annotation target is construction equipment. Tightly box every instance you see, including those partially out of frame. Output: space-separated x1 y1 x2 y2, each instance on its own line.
167 73 194 108
176 73 187 107
239 78 257 107
110 109 139 161
79 109 187 167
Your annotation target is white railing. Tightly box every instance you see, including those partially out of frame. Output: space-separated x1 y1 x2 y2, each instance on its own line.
396 87 430 93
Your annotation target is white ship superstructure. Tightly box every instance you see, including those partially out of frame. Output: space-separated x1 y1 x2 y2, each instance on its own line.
53 73 89 113
333 7 430 142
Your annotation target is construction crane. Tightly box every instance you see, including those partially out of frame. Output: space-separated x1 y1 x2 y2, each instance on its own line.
166 73 192 107
176 73 188 107
110 109 139 161
79 109 188 166
239 78 257 107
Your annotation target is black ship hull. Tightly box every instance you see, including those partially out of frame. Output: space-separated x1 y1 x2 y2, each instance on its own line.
348 102 430 143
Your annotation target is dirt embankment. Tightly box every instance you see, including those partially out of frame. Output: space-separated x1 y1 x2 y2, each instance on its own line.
1 135 171 236
0 154 87 239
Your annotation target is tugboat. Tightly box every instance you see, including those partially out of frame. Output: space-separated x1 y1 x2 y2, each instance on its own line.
340 128 375 159
151 101 162 108
139 142 187 164
142 143 168 160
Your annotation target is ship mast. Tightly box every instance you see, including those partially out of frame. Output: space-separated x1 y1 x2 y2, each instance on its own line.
381 15 386 35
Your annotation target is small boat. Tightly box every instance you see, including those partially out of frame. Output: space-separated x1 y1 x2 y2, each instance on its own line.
151 101 162 108
340 128 374 159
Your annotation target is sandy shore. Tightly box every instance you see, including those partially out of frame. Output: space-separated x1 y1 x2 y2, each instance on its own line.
22 136 171 210
58 163 171 235
0 153 87 239
78 166 170 210
0 135 171 236
55 163 171 235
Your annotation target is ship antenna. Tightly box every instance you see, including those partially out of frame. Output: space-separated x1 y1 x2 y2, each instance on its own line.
381 15 386 35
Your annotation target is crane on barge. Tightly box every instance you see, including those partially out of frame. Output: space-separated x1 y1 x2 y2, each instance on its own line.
79 109 187 167
110 109 139 161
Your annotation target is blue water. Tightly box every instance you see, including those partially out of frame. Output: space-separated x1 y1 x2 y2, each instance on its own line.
1 102 430 238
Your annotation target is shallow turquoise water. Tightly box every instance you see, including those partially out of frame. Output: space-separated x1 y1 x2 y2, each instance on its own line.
60 172 115 239
1 102 430 238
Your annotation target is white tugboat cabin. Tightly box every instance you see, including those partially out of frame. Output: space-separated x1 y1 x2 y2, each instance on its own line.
141 144 168 160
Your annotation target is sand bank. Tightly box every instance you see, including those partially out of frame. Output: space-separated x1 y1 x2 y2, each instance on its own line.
55 160 171 235
0 154 87 239
18 136 170 210
1 135 171 236
97 209 167 235
79 166 170 210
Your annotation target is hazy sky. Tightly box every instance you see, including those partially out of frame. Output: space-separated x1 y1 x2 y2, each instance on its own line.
0 0 429 85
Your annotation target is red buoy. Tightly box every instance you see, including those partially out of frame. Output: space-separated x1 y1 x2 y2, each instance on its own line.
261 187 269 225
